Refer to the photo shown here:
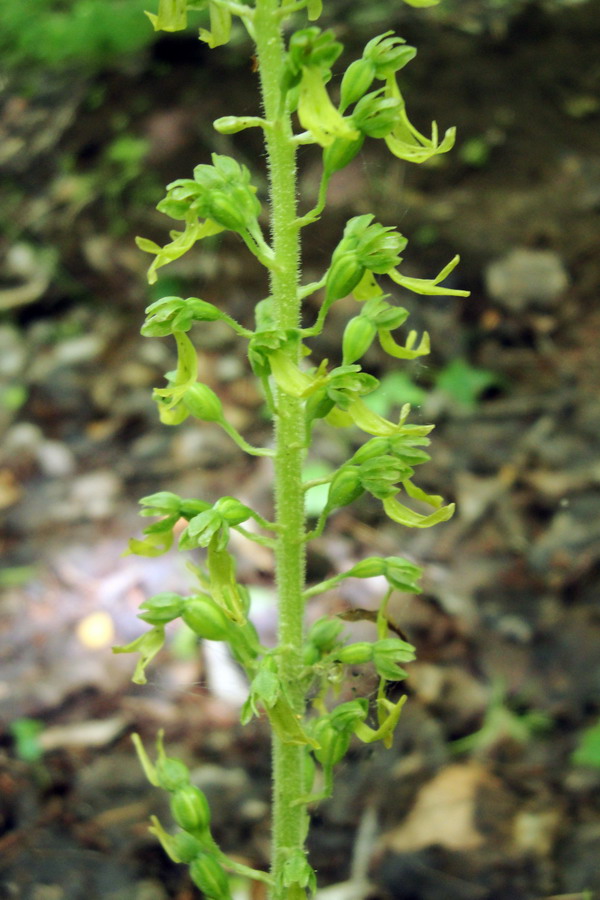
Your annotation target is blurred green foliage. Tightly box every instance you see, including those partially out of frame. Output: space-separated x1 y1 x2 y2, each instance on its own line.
9 718 45 762
0 0 155 74
572 718 600 768
2 0 591 80
436 357 502 410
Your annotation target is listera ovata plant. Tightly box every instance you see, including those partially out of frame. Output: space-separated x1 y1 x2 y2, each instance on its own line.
114 0 470 896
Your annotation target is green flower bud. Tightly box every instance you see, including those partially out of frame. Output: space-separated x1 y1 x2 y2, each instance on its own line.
213 115 264 134
302 642 320 666
307 616 344 651
207 193 248 231
205 192 249 233
325 466 364 511
325 251 365 305
182 595 232 641
170 830 204 863
346 556 387 578
322 133 365 178
156 756 191 792
190 853 232 900
342 316 377 365
170 784 211 833
372 637 416 681
335 642 373 665
139 491 183 516
340 57 376 112
182 383 224 422
138 592 185 625
213 497 253 527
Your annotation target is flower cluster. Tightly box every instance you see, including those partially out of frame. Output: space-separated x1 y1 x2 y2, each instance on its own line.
122 0 469 895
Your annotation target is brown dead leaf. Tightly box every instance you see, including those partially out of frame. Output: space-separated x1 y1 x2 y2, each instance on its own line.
382 762 509 853
0 469 22 508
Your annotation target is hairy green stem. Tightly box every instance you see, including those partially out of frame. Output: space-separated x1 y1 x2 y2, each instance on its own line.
254 2 307 897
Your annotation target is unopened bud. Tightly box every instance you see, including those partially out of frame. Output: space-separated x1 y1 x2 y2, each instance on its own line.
213 115 263 134
342 316 377 365
340 57 376 111
182 595 231 641
336 642 373 665
326 466 364 511
138 592 185 625
156 756 190 792
307 617 344 651
190 853 232 900
170 784 211 833
170 830 204 863
346 556 387 578
323 133 365 178
325 252 364 305
214 497 252 527
182 383 224 422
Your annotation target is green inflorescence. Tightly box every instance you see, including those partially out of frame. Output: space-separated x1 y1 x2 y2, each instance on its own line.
116 0 469 896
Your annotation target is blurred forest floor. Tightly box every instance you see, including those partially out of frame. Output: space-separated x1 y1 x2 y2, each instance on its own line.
1 1 600 898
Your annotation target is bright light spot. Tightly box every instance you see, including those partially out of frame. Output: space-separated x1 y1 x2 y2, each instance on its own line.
76 611 115 649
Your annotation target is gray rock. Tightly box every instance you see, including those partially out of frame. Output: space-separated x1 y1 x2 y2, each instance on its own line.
485 247 569 311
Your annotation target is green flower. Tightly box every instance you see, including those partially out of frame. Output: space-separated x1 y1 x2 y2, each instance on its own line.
145 0 187 32
340 32 416 112
297 67 359 147
325 215 406 305
198 2 232 49
383 75 456 164
372 637 416 680
351 89 403 139
284 28 358 146
112 627 165 685
363 32 417 80
141 296 223 337
388 253 470 297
